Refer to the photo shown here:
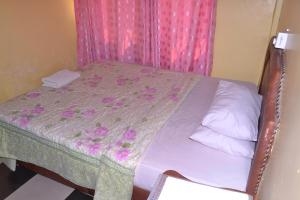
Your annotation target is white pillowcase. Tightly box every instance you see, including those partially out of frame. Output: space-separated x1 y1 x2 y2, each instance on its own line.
190 126 255 158
202 80 262 141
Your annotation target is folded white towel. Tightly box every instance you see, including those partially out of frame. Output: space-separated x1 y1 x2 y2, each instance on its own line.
42 82 69 88
42 69 80 88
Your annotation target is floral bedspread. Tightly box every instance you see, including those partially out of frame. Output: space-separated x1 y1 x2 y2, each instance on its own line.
0 61 199 199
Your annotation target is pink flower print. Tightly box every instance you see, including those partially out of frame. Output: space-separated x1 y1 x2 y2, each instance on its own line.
116 78 127 86
168 86 181 102
115 149 130 161
123 129 137 141
82 109 96 118
102 97 115 104
94 127 109 137
112 100 125 110
31 104 45 115
18 116 30 128
139 87 157 101
26 92 40 98
88 143 101 155
115 100 124 107
61 105 77 118
169 94 178 101
62 110 75 118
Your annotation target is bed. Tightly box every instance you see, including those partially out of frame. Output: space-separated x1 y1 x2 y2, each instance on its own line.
0 38 284 200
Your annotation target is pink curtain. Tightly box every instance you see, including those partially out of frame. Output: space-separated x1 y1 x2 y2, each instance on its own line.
74 0 216 76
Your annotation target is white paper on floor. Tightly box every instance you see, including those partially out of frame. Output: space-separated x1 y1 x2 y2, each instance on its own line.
5 174 74 200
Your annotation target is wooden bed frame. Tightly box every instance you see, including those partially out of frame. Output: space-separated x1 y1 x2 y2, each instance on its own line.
246 38 284 197
17 38 284 200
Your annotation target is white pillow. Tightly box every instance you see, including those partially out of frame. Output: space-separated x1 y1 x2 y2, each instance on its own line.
190 126 255 158
202 80 262 141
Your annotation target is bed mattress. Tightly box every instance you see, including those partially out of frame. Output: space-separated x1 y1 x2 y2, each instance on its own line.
134 76 254 192
0 62 256 196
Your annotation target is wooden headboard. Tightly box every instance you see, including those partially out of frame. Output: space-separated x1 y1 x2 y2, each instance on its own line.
246 38 285 196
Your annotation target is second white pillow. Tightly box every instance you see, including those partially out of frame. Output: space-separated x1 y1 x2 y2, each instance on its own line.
190 126 255 158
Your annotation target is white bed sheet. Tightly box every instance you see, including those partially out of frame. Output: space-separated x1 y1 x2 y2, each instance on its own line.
134 76 255 192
